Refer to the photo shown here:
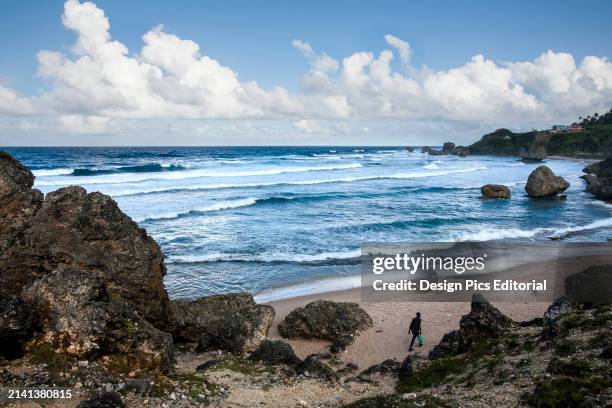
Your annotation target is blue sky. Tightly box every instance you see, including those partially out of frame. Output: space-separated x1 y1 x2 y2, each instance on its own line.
1 0 611 145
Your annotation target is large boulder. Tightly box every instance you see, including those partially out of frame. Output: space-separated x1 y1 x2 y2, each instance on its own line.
581 158 612 200
26 186 174 330
442 142 456 153
173 293 274 354
429 293 513 359
22 267 174 373
480 184 511 199
525 165 570 198
564 264 612 307
0 151 175 372
278 300 372 347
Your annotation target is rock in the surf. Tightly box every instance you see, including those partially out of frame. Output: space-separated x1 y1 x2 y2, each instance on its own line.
581 157 612 200
480 184 511 199
525 165 570 198
278 300 372 349
173 292 274 354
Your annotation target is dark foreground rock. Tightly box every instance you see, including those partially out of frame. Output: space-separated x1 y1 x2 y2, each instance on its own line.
249 339 301 366
565 264 612 307
22 267 175 372
581 157 612 200
480 184 511 199
525 165 570 198
76 391 126 408
297 355 338 381
429 293 514 359
0 152 176 372
173 293 274 354
278 300 372 351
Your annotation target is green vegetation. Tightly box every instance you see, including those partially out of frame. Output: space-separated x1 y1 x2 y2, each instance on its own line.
397 356 465 393
467 109 612 159
547 358 592 376
206 357 274 376
522 377 611 408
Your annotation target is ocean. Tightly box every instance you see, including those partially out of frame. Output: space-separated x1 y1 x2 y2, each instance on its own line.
4 146 611 302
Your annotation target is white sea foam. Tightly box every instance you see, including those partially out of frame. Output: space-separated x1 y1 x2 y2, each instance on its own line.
114 166 488 196
135 198 258 222
457 217 612 241
423 162 439 169
34 163 363 186
32 168 73 176
254 275 362 303
167 249 362 264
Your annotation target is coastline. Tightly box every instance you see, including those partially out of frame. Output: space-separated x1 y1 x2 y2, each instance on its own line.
264 252 611 368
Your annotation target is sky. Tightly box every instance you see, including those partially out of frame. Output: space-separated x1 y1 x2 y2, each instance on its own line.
0 0 611 146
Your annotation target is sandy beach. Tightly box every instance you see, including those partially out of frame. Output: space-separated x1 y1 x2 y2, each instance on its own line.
265 251 611 368
267 290 549 368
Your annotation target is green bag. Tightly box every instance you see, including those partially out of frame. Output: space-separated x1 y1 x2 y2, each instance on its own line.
418 334 425 346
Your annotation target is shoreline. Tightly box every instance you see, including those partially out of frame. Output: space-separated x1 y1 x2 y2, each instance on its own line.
264 252 610 368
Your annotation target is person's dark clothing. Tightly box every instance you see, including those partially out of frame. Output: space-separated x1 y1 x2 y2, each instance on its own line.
408 317 422 351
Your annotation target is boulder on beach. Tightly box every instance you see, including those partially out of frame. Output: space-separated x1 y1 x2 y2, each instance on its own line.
442 142 456 152
525 165 570 198
173 292 274 354
278 300 372 349
429 293 514 359
249 339 301 366
480 184 511 199
581 157 612 200
297 354 338 381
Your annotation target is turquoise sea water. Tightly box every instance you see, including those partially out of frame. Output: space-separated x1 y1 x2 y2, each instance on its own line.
4 146 611 301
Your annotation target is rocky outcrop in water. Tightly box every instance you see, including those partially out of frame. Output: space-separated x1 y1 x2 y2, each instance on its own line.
428 293 514 359
422 142 469 157
519 143 547 162
581 157 612 200
173 293 274 354
480 184 511 199
525 165 570 198
278 300 372 351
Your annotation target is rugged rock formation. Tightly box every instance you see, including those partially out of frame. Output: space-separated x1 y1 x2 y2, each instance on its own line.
428 293 514 359
422 142 469 157
565 264 612 307
480 184 511 199
581 157 612 200
519 143 547 162
297 355 338 381
173 293 274 354
22 267 174 373
248 339 301 366
0 152 179 371
405 146 414 152
278 300 372 350
525 165 570 198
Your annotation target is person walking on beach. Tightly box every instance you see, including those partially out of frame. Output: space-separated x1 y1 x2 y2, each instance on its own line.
408 312 422 351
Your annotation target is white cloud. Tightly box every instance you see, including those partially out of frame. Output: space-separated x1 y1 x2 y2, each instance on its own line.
384 34 411 68
0 0 610 139
58 114 113 134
